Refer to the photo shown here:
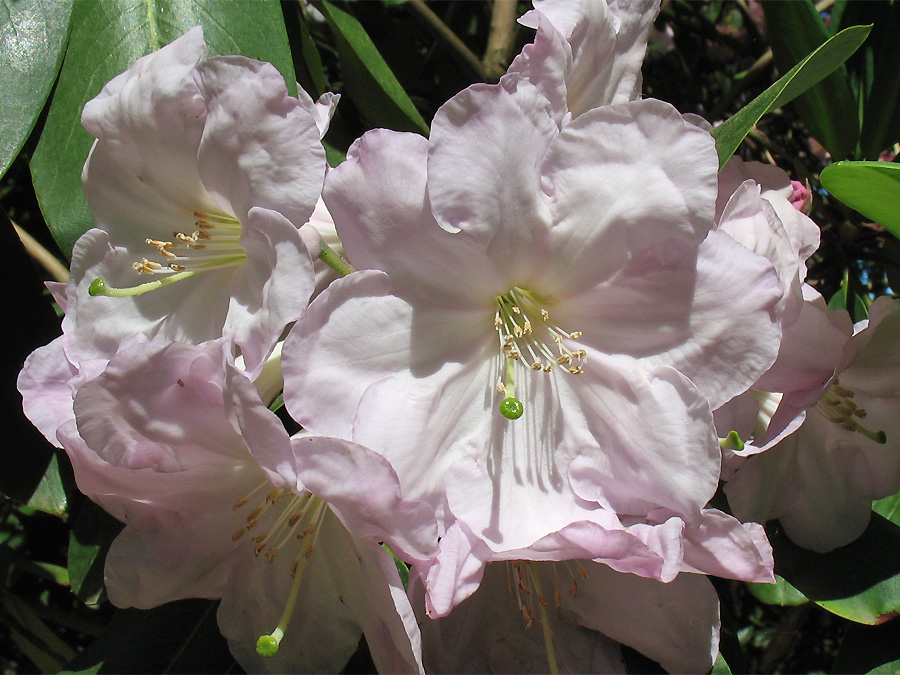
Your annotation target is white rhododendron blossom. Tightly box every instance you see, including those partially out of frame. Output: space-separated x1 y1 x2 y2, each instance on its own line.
58 339 436 673
282 69 782 615
63 27 328 376
726 297 900 552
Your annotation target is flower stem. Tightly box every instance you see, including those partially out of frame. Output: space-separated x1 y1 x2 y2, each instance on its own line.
319 241 355 277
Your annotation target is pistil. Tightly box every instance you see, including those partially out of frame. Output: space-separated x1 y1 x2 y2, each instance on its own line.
494 287 585 419
88 210 246 297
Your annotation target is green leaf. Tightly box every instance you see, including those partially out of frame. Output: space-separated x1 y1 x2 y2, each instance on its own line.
30 0 297 259
768 516 900 624
68 502 123 605
711 24 871 168
317 1 429 135
762 1 861 159
0 0 74 180
827 279 869 324
747 574 809 606
869 658 900 674
25 453 69 517
821 161 900 237
62 599 236 674
711 652 732 675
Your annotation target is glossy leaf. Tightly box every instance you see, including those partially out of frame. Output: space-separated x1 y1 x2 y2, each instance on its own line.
30 0 297 259
763 1 860 160
711 652 732 675
747 575 808 607
0 0 74 180
768 517 900 624
318 1 429 135
821 161 900 237
711 24 871 168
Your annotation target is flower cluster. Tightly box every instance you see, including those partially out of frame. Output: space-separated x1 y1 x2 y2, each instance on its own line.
18 3 900 673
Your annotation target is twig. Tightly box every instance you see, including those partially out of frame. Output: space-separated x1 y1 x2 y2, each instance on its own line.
12 221 69 283
483 0 519 80
408 0 492 81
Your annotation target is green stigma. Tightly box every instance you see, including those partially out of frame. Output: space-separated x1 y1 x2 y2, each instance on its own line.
88 278 107 297
499 397 524 420
256 632 282 658
718 430 745 451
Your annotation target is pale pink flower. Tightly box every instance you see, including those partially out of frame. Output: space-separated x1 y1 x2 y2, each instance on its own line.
415 560 720 674
65 27 327 375
726 297 900 552
282 77 781 613
61 338 436 672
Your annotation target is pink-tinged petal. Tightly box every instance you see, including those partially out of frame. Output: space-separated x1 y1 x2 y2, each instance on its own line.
18 337 78 447
506 9 573 124
556 228 781 409
283 270 492 445
287 435 439 563
423 522 492 618
193 56 325 226
81 27 208 210
428 81 555 281
604 0 661 103
73 340 245 472
569 365 720 521
677 509 774 582
540 99 718 296
564 563 719 674
717 158 820 263
226 207 315 376
323 129 500 307
416 561 627 674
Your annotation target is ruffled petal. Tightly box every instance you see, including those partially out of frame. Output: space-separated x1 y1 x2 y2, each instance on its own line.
428 80 555 282
540 98 718 297
323 129 500 307
194 56 325 226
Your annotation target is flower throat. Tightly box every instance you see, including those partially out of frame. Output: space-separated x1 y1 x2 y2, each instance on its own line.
494 287 585 420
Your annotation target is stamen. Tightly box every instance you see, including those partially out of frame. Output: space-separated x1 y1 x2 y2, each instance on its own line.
815 379 886 444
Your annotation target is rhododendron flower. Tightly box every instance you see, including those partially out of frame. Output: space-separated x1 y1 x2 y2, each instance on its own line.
64 27 327 375
726 297 900 552
415 560 720 674
283 74 782 613
59 339 436 672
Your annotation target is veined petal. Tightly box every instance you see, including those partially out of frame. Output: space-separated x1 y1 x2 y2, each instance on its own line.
324 129 500 307
568 364 720 521
18 337 79 447
225 207 315 376
81 27 208 210
194 56 325 226
428 80 555 281
540 98 718 296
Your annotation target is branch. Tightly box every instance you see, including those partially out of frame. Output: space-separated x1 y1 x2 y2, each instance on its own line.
407 0 491 81
483 0 519 80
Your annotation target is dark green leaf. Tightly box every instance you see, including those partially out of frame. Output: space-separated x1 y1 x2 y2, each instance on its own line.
768 516 900 624
746 574 808 607
821 161 900 238
762 1 861 159
0 0 74 180
26 453 68 516
30 0 296 259
62 599 237 674
317 1 429 135
710 25 871 168
68 502 123 605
